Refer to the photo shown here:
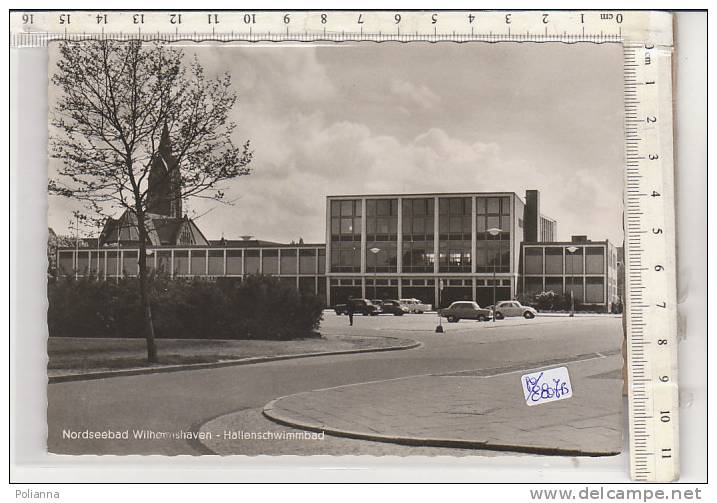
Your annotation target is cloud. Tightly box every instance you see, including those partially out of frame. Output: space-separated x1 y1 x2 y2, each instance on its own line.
389 78 441 110
209 114 523 243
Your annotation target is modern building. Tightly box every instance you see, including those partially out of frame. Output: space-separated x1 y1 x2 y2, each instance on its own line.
56 237 327 300
520 235 621 311
55 181 620 312
324 190 556 308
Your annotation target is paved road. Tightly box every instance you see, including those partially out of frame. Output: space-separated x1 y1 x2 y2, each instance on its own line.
47 313 623 455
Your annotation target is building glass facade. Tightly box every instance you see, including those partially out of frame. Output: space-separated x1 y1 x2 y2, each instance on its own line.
401 198 435 273
365 198 398 273
325 191 548 308
521 240 619 312
330 199 361 273
438 197 472 273
57 189 623 313
475 195 511 273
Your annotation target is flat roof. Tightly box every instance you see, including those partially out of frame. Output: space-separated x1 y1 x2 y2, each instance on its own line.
522 240 611 246
327 191 521 199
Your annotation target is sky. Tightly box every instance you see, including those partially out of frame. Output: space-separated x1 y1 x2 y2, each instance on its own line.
48 41 625 244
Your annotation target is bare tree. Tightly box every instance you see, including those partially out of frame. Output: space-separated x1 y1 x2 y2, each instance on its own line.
49 40 253 362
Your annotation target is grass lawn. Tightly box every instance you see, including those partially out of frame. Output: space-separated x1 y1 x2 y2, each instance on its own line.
47 335 415 377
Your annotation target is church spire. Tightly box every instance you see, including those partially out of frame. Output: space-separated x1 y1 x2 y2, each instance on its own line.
147 124 182 218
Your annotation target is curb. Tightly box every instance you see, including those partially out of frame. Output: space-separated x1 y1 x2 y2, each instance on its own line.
48 338 422 384
260 357 623 459
261 397 619 458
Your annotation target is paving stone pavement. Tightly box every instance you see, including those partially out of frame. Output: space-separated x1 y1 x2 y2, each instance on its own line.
261 353 624 456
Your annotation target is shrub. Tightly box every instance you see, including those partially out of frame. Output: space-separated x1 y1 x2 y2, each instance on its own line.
47 274 323 340
519 290 586 312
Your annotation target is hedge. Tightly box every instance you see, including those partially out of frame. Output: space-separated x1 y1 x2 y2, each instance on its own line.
47 274 324 340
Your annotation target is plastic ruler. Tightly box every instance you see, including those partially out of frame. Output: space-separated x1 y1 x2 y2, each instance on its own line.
9 9 678 482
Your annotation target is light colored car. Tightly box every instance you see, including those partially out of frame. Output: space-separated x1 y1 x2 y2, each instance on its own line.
493 301 538 320
399 298 431 313
438 301 491 322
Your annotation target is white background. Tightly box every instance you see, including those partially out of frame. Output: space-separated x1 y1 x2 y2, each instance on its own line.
4 0 709 498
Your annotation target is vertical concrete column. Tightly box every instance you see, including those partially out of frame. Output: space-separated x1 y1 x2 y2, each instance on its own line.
360 198 367 275
205 249 209 276
433 196 440 275
187 250 192 275
259 249 263 274
583 246 587 302
361 277 366 298
170 249 174 278
472 277 477 302
397 197 403 274
103 251 107 281
325 197 332 276
604 244 609 312
326 276 331 306
277 249 281 276
471 195 477 274
223 249 227 276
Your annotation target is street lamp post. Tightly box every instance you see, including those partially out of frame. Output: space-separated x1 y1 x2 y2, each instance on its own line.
487 227 503 322
369 247 381 301
566 246 579 317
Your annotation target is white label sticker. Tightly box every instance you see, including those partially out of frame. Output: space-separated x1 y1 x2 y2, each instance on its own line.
521 366 573 406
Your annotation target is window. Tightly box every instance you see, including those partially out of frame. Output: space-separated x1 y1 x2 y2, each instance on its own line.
190 250 206 275
330 199 362 273
280 249 297 274
123 250 138 276
76 252 90 275
299 249 317 274
439 197 471 240
173 251 189 275
545 247 563 274
585 277 604 303
318 249 326 274
402 198 435 273
524 277 543 295
156 251 171 275
585 247 605 274
476 195 511 273
245 250 260 274
58 251 74 274
208 250 224 275
262 249 279 275
524 247 543 274
545 277 563 295
565 277 584 302
226 250 242 275
299 276 316 294
565 247 584 274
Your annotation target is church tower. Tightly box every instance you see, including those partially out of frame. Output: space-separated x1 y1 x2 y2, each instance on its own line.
147 124 182 218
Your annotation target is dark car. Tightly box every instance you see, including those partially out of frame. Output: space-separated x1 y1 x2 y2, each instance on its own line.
334 298 382 316
438 301 491 322
379 299 409 316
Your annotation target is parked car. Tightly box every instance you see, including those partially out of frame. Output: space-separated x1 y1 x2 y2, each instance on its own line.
333 298 382 316
438 301 491 322
379 300 409 316
493 300 538 320
399 298 431 313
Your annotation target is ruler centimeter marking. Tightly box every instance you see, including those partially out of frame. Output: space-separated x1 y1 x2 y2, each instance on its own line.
624 40 679 483
9 10 678 482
